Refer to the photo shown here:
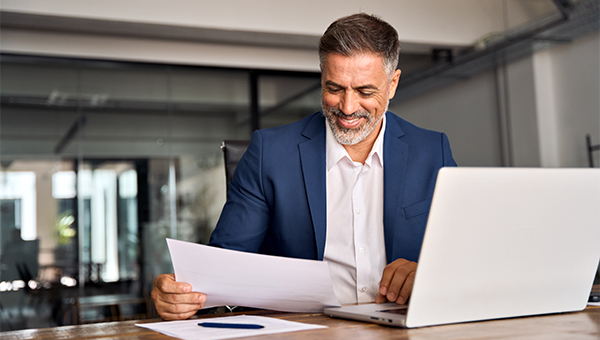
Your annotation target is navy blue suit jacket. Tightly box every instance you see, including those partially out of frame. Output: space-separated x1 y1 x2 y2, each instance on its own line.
210 112 456 264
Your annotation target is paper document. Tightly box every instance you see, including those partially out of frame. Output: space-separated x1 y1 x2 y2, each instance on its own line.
167 238 341 312
136 314 327 340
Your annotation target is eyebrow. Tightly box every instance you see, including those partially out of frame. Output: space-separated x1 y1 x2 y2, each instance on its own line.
324 80 379 91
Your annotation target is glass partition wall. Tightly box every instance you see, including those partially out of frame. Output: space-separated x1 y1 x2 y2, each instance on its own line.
0 54 321 330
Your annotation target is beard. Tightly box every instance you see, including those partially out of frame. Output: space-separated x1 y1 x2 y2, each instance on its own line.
322 106 385 146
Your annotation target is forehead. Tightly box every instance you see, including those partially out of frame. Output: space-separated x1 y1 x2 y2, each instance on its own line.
321 52 388 84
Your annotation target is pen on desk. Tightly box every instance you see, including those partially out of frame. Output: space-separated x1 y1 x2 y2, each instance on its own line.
198 322 264 329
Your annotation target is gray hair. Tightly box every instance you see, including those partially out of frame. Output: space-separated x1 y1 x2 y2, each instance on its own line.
318 13 400 78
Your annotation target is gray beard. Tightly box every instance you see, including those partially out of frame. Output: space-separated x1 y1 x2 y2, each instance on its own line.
322 107 384 146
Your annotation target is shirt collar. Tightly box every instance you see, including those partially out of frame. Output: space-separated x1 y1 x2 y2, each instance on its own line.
326 114 386 170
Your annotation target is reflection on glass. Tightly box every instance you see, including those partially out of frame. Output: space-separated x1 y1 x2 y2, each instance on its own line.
0 55 319 329
259 75 321 129
0 171 36 240
119 169 139 281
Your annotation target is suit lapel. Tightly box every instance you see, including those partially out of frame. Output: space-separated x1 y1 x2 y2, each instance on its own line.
383 113 408 264
299 114 327 260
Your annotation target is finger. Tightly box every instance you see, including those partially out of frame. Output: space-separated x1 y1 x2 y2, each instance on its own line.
154 273 192 294
154 299 202 315
153 293 206 320
386 269 409 302
375 292 388 304
378 261 403 297
396 271 416 305
157 307 200 321
155 295 204 311
160 291 206 305
386 263 416 303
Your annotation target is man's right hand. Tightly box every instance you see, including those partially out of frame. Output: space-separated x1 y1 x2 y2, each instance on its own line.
151 273 206 320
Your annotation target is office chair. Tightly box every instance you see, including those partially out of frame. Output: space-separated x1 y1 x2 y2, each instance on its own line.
586 134 599 167
220 140 250 197
217 140 257 314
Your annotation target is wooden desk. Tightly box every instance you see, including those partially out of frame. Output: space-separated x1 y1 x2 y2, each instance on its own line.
1 307 598 340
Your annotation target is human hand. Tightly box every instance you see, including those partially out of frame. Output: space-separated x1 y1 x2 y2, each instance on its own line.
375 259 417 305
151 273 206 320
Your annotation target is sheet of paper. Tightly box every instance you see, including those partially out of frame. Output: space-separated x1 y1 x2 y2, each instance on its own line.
167 238 341 312
136 314 327 340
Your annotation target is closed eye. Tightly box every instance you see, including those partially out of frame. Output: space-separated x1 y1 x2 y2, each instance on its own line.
356 85 378 97
359 91 375 97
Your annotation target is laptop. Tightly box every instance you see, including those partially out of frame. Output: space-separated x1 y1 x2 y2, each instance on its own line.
324 167 600 328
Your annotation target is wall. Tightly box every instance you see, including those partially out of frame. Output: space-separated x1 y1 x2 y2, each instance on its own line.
389 31 600 168
535 32 600 167
390 70 503 166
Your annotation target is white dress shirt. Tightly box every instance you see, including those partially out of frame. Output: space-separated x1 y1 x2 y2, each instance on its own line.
323 116 387 304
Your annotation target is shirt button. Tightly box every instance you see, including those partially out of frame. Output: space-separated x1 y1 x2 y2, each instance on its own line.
360 287 367 292
359 248 365 253
356 209 361 214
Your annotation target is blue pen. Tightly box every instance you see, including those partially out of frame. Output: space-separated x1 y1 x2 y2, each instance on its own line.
198 322 264 329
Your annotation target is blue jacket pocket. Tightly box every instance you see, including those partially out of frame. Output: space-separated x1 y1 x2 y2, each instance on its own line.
403 199 432 219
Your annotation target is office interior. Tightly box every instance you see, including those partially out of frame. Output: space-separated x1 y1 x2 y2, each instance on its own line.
0 0 598 332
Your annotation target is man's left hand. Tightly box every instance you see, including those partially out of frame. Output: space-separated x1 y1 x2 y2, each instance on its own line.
375 258 417 304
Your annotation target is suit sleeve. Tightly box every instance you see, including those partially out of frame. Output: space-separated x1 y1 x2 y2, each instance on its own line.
441 132 457 167
209 130 271 252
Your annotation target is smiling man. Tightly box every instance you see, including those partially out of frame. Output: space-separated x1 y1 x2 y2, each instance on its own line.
152 13 456 321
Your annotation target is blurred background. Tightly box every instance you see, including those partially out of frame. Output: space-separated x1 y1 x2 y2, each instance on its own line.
0 0 598 331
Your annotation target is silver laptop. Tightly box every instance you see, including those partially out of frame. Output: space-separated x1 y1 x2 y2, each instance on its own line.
324 167 600 328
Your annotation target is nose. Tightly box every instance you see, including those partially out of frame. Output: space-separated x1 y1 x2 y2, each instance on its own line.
339 92 359 115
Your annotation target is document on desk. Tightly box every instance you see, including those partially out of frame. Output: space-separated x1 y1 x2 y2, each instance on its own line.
136 314 327 340
166 238 341 312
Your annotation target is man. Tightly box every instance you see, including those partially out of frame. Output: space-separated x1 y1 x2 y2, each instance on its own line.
152 13 456 320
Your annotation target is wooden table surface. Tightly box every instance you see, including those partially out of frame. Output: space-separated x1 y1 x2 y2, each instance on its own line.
1 306 598 340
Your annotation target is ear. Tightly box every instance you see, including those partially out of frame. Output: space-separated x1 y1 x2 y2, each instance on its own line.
388 69 402 100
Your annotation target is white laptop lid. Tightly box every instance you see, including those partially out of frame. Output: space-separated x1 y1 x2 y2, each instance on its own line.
405 167 600 328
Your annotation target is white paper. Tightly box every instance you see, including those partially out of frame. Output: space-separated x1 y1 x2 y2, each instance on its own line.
136 314 326 340
167 238 341 312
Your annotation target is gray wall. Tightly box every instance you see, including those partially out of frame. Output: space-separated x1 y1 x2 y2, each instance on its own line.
390 31 600 168
391 69 503 166
544 33 600 167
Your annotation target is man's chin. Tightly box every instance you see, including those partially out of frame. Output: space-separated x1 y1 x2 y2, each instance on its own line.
325 114 369 145
333 129 366 146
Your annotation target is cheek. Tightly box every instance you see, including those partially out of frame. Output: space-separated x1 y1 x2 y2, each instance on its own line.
361 99 381 113
322 93 339 108
369 97 389 113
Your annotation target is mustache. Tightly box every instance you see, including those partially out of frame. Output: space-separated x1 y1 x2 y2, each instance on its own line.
327 107 370 119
